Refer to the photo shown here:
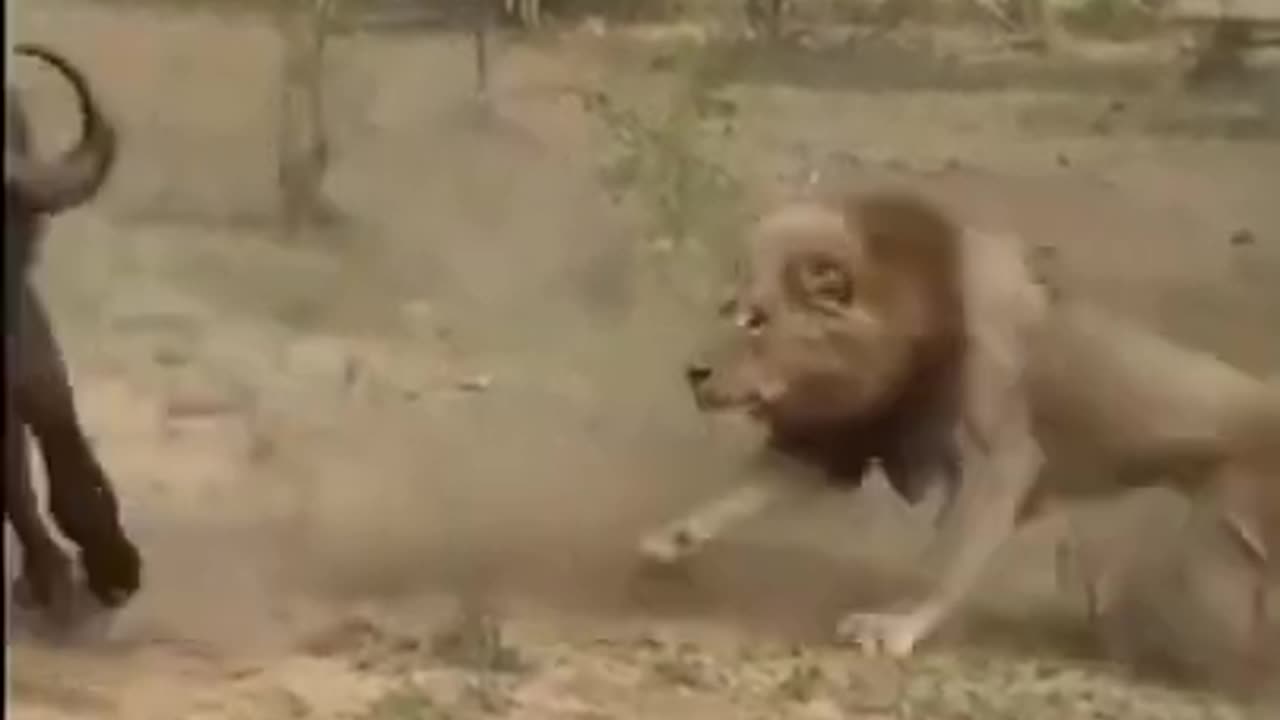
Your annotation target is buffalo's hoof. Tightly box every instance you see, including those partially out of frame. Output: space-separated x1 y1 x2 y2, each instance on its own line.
81 537 142 608
13 553 77 629
12 574 40 610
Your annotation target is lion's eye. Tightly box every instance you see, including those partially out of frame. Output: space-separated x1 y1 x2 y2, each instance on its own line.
807 260 853 308
717 296 738 317
739 307 768 333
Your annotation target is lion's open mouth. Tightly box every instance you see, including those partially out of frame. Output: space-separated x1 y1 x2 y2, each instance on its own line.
691 387 772 422
745 401 772 421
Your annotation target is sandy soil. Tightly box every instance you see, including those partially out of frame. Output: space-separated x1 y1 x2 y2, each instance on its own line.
6 2 1280 718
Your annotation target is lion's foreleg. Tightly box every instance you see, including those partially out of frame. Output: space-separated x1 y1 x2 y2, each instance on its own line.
637 479 821 565
838 427 1043 657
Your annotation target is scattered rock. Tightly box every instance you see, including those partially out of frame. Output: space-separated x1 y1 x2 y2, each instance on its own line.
298 615 385 658
152 345 192 367
647 642 723 691
456 374 494 393
285 335 356 387
430 603 528 674
797 697 846 720
399 299 435 326
1229 228 1256 247
164 393 243 420
775 660 825 702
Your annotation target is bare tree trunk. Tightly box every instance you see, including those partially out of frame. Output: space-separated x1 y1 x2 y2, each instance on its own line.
277 0 338 241
1003 0 1060 54
969 0 1021 33
746 0 785 40
501 0 542 30
5 0 18 65
475 0 493 103
1187 19 1252 87
1024 0 1060 54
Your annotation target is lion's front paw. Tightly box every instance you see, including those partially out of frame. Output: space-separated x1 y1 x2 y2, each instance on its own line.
835 611 927 659
637 525 704 566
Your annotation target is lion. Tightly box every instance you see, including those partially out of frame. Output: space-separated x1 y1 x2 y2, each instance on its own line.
639 189 1279 662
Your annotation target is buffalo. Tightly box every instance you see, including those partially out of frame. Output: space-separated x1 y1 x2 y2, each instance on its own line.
6 44 142 627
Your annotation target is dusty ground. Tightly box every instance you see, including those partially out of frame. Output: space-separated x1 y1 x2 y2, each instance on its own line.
7 1 1280 718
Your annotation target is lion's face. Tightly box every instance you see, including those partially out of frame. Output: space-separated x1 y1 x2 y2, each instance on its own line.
685 196 957 433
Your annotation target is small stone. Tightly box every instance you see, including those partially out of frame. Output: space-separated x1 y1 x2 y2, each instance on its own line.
1229 228 1255 247
165 390 241 419
456 374 492 392
400 299 434 324
152 346 191 367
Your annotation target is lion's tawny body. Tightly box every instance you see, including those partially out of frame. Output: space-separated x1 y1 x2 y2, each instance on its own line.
647 189 1278 661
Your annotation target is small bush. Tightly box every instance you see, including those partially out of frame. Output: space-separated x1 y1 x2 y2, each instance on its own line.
1059 0 1159 41
578 45 749 303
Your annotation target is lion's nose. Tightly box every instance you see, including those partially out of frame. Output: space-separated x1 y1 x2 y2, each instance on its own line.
685 363 712 387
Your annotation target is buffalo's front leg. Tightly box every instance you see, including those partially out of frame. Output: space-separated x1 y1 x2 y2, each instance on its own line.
5 380 76 625
17 287 141 608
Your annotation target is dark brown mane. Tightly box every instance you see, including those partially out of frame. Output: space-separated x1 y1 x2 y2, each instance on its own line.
769 191 969 503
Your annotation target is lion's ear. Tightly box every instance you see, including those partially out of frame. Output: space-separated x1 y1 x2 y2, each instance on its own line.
796 257 854 312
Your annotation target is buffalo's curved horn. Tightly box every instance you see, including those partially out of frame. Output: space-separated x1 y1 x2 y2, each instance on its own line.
6 44 116 213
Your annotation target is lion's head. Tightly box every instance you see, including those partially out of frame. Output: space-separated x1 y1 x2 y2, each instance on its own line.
684 191 968 497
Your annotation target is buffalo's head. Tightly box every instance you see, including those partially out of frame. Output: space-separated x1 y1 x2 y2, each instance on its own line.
6 44 117 260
